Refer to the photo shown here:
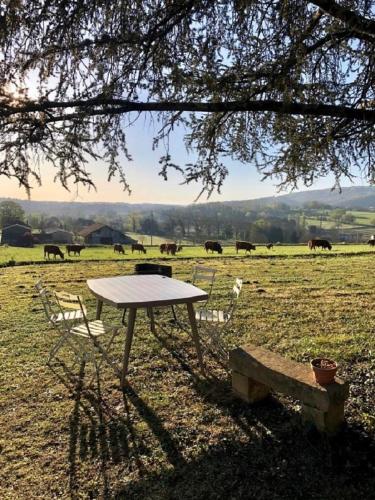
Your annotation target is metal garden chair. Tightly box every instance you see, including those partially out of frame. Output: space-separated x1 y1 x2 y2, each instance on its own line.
54 291 121 382
35 280 85 364
191 265 216 305
195 278 243 355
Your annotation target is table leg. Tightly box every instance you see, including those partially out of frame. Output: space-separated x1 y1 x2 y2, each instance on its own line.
95 300 103 320
147 307 156 334
186 302 205 374
121 307 137 387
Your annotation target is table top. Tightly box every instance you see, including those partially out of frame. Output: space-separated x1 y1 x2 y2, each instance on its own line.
87 274 208 308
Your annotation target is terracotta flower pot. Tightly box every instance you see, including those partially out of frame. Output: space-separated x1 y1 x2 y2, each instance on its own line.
311 358 338 385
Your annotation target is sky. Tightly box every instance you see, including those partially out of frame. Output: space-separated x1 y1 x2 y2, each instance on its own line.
0 116 369 205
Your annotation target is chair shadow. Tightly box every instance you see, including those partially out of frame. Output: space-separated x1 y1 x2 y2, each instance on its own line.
49 358 185 498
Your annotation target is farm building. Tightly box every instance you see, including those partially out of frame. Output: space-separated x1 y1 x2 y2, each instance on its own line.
0 223 33 246
43 228 74 244
79 223 136 245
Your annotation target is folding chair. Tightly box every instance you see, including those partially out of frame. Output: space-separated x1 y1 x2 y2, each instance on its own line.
54 291 121 383
35 280 84 364
191 265 216 305
195 278 243 355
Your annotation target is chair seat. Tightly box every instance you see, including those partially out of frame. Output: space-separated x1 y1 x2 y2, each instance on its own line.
50 308 86 323
195 309 230 323
71 320 114 338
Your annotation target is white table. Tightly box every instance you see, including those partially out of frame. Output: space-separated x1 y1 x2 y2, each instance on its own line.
87 274 208 385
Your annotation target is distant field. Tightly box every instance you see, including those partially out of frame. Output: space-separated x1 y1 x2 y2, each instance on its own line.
1 242 375 265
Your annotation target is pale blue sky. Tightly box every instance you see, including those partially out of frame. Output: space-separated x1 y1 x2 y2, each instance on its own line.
0 115 368 204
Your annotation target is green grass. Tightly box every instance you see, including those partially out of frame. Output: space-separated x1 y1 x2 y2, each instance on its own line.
1 242 375 266
1 253 375 498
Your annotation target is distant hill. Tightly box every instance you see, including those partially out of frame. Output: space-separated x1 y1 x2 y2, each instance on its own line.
222 186 375 210
0 199 177 217
1 186 374 216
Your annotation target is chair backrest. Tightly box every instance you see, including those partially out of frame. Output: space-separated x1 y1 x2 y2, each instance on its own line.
192 265 216 298
54 291 88 332
226 278 243 316
134 263 172 278
35 280 57 324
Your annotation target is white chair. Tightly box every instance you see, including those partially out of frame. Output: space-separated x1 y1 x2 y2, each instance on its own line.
191 265 216 305
54 291 121 382
195 278 243 355
35 280 85 364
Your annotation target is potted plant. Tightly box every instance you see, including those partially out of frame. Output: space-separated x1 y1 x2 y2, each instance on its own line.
311 358 338 385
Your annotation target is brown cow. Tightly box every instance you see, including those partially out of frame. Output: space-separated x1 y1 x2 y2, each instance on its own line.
160 243 167 254
114 244 125 254
44 245 64 259
66 244 85 256
266 243 273 250
204 241 223 254
132 243 146 254
308 239 332 250
177 245 183 252
235 241 256 253
166 243 177 255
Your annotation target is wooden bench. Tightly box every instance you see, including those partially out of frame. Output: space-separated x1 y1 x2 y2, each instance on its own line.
229 344 349 435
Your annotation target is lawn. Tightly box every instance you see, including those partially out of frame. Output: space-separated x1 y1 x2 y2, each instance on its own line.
1 243 374 266
1 253 375 498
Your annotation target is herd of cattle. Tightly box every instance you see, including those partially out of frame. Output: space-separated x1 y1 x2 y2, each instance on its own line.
42 238 375 259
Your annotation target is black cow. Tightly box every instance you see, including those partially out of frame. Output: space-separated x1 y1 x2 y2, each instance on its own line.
235 241 256 253
204 241 223 254
308 239 332 250
44 245 64 259
66 244 85 256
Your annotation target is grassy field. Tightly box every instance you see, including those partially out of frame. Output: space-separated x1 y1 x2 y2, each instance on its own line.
1 252 375 498
1 242 375 266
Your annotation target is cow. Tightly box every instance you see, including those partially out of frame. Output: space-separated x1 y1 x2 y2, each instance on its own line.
166 243 177 255
160 243 167 254
132 243 146 254
66 244 85 256
44 245 64 260
308 239 332 250
266 243 274 250
177 245 183 252
368 239 375 247
114 243 125 254
235 241 256 254
204 241 223 254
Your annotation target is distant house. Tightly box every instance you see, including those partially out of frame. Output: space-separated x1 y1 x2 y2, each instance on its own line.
79 223 136 245
44 228 74 244
0 223 33 247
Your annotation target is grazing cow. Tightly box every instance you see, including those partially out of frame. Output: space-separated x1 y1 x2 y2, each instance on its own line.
44 245 64 260
113 244 125 254
308 239 332 250
66 244 85 256
160 243 167 254
235 241 256 254
177 245 183 252
368 239 375 247
166 243 177 255
204 241 223 254
266 243 273 250
132 243 147 254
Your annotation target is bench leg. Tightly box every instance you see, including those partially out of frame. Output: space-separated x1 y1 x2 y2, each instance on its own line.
301 401 345 435
232 371 270 403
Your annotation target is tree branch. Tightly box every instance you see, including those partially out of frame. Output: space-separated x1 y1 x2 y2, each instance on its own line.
310 0 375 40
1 98 374 122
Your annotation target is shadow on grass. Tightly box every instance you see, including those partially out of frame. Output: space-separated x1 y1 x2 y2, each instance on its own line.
49 351 375 500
